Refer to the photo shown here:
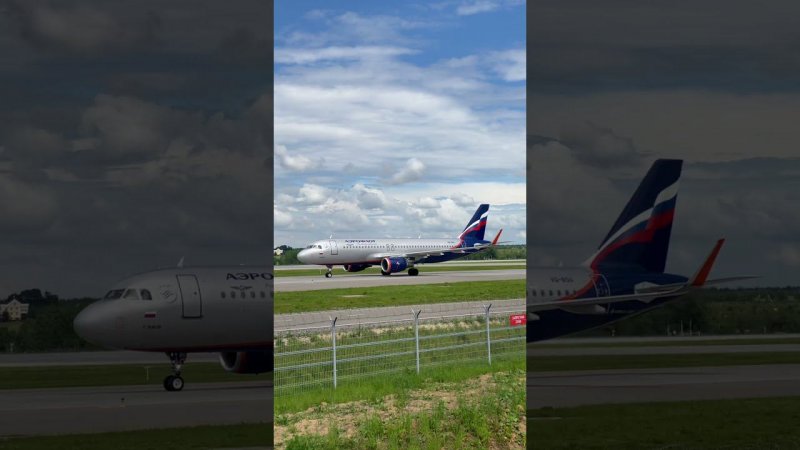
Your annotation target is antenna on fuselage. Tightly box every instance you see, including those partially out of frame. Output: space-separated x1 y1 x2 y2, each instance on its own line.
177 256 184 268
329 234 333 239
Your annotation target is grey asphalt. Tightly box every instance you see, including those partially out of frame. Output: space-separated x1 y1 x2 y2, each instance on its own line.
528 343 800 356
0 351 218 367
528 364 800 409
275 298 525 332
0 380 273 437
274 268 525 292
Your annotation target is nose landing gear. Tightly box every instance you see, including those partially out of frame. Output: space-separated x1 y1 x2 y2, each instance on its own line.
325 265 333 278
164 352 187 391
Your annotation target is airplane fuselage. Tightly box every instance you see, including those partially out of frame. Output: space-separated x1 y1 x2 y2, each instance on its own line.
527 266 687 341
297 238 481 266
75 266 272 352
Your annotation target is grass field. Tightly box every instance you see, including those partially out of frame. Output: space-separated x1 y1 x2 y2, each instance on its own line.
0 363 269 390
274 279 524 314
278 368 525 449
0 423 272 450
276 355 524 414
529 397 800 449
528 351 800 372
274 264 525 277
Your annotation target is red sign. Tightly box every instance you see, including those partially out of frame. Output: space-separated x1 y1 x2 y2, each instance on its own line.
509 314 527 326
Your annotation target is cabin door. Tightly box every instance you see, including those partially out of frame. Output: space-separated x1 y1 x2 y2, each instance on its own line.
177 274 203 318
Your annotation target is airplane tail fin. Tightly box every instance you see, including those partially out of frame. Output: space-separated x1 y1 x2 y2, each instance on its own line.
586 159 683 273
459 204 489 242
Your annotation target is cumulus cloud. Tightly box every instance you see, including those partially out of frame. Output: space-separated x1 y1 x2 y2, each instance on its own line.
276 46 416 64
275 145 320 171
457 1 499 15
297 184 331 205
489 49 525 82
387 158 426 185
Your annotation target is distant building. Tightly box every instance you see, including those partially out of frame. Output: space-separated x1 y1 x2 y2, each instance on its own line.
0 299 29 321
274 248 284 256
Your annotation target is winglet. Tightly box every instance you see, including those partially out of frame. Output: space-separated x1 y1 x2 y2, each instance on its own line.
491 229 503 246
690 239 725 287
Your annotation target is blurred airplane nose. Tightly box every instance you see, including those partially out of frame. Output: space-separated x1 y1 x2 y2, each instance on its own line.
73 302 109 347
297 249 310 263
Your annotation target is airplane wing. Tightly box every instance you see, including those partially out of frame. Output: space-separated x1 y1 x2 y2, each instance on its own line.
369 229 505 261
529 239 754 313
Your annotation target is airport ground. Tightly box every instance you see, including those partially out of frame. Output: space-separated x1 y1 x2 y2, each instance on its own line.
528 334 800 448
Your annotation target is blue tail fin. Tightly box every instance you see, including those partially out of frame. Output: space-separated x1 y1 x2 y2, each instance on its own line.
459 204 489 242
587 159 682 273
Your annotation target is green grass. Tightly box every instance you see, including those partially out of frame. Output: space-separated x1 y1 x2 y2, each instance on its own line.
274 279 524 314
274 264 525 277
529 397 800 449
0 363 270 390
0 423 272 450
275 355 524 414
528 351 800 372
537 336 800 348
281 369 525 450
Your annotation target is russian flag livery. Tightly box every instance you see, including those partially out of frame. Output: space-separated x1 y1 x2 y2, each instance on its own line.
586 159 682 273
458 204 489 244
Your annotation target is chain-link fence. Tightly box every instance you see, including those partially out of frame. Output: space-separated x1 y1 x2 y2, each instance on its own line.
274 300 526 394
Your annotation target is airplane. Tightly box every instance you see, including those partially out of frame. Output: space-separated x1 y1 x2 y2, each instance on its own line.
73 266 272 391
526 159 751 342
296 204 503 278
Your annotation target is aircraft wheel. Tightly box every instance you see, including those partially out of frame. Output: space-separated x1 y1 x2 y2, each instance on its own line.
408 268 419 276
381 270 391 276
325 272 332 278
164 375 184 391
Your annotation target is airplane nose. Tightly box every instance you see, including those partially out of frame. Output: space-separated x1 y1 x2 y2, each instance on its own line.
73 302 111 347
297 249 309 263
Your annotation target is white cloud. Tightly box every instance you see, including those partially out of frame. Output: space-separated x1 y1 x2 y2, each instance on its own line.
457 1 499 15
489 49 526 82
276 46 416 64
389 158 426 184
297 184 331 205
275 145 321 172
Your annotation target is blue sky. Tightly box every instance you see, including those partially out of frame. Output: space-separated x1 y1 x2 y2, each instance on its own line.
274 1 526 247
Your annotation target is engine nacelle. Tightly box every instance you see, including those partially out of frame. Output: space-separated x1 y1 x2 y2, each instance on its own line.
381 257 408 273
219 350 273 374
343 264 370 273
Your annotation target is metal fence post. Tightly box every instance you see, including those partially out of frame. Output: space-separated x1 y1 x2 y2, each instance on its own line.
330 316 338 389
412 309 422 374
484 303 492 365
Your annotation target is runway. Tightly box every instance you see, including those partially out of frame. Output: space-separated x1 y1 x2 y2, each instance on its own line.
0 380 273 436
528 343 800 356
275 298 525 332
275 268 524 292
0 351 218 367
528 364 800 409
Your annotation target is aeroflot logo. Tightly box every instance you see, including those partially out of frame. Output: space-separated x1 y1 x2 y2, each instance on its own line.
345 239 376 243
226 272 274 281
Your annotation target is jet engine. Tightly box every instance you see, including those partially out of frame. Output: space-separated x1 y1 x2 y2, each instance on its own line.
381 257 408 273
343 264 370 272
219 350 272 374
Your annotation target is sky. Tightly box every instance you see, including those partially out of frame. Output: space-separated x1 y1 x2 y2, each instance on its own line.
274 1 526 247
526 0 800 287
0 0 272 297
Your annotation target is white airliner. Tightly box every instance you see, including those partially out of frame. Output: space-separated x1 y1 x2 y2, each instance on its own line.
74 267 272 391
296 204 503 277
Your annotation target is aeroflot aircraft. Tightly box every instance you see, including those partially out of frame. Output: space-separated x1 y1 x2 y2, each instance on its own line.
527 159 750 342
74 267 272 391
297 204 503 277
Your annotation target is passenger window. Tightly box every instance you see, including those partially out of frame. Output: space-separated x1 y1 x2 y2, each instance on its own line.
240 291 246 299
230 291 235 298
140 289 152 300
549 290 553 296
260 291 266 298
123 289 140 300
250 291 256 298
221 291 226 299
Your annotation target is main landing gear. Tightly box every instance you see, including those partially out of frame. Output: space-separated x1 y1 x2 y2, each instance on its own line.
325 265 333 278
380 269 391 276
164 352 186 391
408 268 419 276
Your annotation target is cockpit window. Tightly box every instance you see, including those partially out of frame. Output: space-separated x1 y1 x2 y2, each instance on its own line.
123 289 140 300
317 245 322 249
104 289 124 300
140 289 152 300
